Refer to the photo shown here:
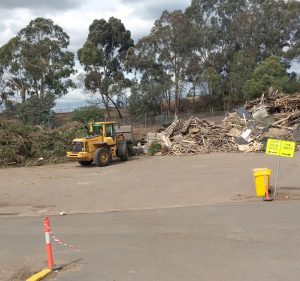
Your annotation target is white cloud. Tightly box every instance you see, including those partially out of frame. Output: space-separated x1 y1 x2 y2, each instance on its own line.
55 89 89 112
290 61 300 73
0 8 33 44
0 0 191 49
0 0 82 10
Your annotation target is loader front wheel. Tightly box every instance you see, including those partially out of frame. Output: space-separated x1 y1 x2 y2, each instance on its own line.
94 147 112 167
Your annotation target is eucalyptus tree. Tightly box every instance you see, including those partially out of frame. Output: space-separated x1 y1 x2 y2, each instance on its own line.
186 0 300 105
0 17 75 104
129 10 196 114
78 17 134 118
133 65 173 116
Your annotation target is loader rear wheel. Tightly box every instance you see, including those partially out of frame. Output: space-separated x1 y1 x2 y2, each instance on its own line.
94 147 112 167
78 160 93 166
120 147 128 161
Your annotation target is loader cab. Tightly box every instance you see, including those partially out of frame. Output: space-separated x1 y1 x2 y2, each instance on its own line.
87 121 118 145
103 123 117 147
88 123 103 136
104 123 116 138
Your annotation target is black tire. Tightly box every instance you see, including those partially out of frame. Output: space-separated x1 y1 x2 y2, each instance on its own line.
127 143 135 156
117 141 127 155
93 147 112 167
120 147 128 161
78 160 93 166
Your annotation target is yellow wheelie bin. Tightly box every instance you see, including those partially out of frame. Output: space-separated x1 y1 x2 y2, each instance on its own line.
252 168 272 197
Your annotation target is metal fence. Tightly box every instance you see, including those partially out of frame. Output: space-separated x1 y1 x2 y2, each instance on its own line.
0 110 228 129
117 111 227 128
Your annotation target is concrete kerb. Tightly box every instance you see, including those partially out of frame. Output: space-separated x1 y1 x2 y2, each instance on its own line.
26 268 52 281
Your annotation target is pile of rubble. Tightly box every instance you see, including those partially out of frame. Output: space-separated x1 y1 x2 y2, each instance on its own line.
224 92 300 152
244 92 300 128
142 92 300 155
156 118 237 155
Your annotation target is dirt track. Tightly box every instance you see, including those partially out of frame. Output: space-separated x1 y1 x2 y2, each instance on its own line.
0 152 299 217
1 152 300 281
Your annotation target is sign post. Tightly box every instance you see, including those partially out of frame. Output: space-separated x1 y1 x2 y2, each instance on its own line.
274 157 281 197
266 139 296 197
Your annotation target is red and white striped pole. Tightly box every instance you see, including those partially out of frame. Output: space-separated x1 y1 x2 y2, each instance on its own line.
44 217 54 269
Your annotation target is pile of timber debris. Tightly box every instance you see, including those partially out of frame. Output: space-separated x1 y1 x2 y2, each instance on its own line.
156 117 237 155
147 92 300 155
244 92 300 128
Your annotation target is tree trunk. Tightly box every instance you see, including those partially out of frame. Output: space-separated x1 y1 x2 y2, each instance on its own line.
174 74 180 114
107 94 123 119
21 88 26 103
209 78 213 113
97 82 110 117
168 90 171 114
222 90 226 113
101 93 110 117
192 83 196 113
40 75 45 98
0 92 7 105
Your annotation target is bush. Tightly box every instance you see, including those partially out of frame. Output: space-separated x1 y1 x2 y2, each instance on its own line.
0 120 86 167
149 142 161 156
70 106 104 123
17 94 56 125
243 56 300 99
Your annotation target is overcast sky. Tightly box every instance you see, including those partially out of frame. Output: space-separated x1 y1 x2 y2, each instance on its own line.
0 0 191 110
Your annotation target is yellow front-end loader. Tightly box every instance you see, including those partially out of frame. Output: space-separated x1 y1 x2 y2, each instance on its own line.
67 121 133 167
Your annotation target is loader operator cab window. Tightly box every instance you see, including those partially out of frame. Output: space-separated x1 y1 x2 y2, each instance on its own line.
105 124 115 138
92 124 103 136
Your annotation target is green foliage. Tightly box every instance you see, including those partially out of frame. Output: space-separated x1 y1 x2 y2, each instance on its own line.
0 17 75 124
128 0 299 112
185 0 300 107
17 94 56 125
0 18 75 100
0 120 86 166
129 10 195 113
187 0 300 61
282 74 300 93
243 56 299 99
78 17 134 118
128 86 161 117
149 142 161 156
227 52 257 103
70 106 104 123
128 63 173 116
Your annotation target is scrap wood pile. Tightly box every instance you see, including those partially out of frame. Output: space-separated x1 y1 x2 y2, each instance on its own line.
157 117 237 155
224 92 300 150
244 92 300 128
144 92 300 156
0 121 85 167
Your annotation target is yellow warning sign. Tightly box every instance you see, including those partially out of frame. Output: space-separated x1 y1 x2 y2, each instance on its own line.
266 139 296 158
280 140 296 158
266 139 281 156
